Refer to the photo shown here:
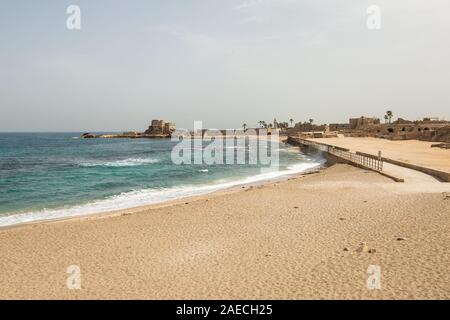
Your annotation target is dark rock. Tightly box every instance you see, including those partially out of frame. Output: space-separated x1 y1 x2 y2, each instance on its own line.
80 133 96 139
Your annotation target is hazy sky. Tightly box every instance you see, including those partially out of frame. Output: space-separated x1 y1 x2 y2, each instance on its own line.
1 0 449 131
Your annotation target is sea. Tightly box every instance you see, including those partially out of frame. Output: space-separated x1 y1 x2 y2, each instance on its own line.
0 133 324 227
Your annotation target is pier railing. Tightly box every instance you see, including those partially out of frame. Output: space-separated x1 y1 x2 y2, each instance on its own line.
294 138 383 171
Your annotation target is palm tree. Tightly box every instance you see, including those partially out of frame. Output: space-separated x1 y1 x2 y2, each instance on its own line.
386 111 393 124
384 114 388 124
308 118 314 132
242 123 247 131
289 118 294 127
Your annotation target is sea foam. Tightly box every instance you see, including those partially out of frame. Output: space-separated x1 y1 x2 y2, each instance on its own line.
79 158 160 167
0 160 323 227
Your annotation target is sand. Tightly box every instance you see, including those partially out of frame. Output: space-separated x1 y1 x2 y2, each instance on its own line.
312 137 450 173
0 164 449 299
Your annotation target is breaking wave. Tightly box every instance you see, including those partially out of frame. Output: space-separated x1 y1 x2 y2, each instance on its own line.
78 158 160 167
0 159 324 227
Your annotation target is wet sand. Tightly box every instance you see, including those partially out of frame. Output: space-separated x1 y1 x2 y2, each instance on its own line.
0 164 449 299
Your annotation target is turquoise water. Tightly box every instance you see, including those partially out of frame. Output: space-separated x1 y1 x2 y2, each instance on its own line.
0 133 323 226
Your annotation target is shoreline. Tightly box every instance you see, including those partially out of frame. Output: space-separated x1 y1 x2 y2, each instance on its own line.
0 133 292 229
0 161 323 232
1 163 449 299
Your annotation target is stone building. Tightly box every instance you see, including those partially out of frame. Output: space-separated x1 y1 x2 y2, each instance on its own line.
343 116 450 142
163 122 176 134
291 122 326 132
285 121 335 138
378 118 450 141
329 123 350 131
349 116 381 130
145 120 176 135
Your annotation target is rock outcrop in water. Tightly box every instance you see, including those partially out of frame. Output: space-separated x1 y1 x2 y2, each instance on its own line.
81 120 176 139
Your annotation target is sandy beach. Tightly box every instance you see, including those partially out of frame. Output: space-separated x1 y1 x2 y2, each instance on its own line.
1 163 449 299
312 137 450 173
3 0 450 305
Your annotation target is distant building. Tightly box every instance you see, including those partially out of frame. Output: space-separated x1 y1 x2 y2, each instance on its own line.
329 123 350 131
343 116 450 142
291 122 326 132
349 116 380 130
284 114 450 142
163 122 176 134
145 120 176 136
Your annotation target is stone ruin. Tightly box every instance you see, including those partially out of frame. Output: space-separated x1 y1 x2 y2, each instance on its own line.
144 120 176 136
339 116 450 142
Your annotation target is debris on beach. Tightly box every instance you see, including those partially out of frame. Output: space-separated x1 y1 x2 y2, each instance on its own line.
355 242 377 253
396 237 407 241
356 242 368 253
303 170 319 175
